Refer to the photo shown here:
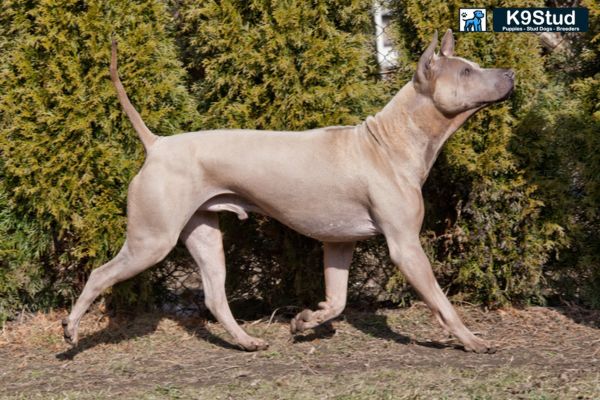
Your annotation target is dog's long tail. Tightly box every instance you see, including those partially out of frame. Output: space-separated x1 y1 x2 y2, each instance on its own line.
110 38 157 152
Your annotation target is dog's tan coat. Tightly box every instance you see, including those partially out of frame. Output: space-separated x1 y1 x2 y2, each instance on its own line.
63 30 514 353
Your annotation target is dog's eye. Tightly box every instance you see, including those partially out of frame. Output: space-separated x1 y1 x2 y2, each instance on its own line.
461 68 471 77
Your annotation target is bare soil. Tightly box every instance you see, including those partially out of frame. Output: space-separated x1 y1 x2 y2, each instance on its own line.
1 304 599 399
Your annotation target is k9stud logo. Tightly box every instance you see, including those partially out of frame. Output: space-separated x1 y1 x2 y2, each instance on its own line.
459 9 488 32
493 8 589 32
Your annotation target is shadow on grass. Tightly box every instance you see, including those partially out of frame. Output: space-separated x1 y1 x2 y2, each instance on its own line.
56 312 239 361
289 308 463 351
344 309 464 351
291 321 337 343
551 305 600 329
55 303 465 361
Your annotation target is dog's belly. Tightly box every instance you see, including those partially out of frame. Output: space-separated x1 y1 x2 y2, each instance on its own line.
200 193 379 242
276 208 379 242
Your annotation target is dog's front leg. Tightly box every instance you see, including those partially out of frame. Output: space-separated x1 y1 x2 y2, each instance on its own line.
384 229 495 353
290 242 355 333
371 187 495 354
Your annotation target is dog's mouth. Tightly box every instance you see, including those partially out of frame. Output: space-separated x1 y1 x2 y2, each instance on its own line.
497 72 516 102
496 85 514 102
487 77 515 104
472 85 513 110
481 70 515 105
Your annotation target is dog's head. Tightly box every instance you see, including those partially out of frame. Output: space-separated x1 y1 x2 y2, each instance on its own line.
413 29 514 116
473 10 485 19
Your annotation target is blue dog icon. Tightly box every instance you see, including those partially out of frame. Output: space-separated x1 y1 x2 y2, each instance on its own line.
462 10 485 31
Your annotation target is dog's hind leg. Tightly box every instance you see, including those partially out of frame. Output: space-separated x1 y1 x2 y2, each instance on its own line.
62 171 192 346
62 235 177 345
290 242 355 333
181 211 269 351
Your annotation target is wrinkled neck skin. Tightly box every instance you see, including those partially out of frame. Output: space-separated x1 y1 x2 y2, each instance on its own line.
362 81 480 187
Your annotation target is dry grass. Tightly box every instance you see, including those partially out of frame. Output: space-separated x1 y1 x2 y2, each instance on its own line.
1 304 599 399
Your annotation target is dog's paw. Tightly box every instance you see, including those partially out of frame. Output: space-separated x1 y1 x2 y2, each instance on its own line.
237 336 269 352
290 309 314 334
463 337 496 354
61 318 79 347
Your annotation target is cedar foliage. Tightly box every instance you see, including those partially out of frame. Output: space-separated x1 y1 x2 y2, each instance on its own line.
514 0 600 307
0 0 198 322
387 0 566 306
177 0 382 130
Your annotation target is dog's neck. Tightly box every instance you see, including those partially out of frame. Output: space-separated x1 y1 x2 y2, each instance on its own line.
362 81 477 186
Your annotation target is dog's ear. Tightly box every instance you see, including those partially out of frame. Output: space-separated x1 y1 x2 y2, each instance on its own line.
440 29 454 57
414 30 438 91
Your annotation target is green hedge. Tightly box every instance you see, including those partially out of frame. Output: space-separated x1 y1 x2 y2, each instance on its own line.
513 0 600 307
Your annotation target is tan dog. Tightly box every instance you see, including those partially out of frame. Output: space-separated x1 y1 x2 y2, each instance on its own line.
63 29 514 353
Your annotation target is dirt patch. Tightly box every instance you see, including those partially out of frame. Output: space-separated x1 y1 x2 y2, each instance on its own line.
1 304 599 399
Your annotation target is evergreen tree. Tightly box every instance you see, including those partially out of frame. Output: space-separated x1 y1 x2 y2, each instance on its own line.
0 0 198 320
514 0 600 307
177 0 382 130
